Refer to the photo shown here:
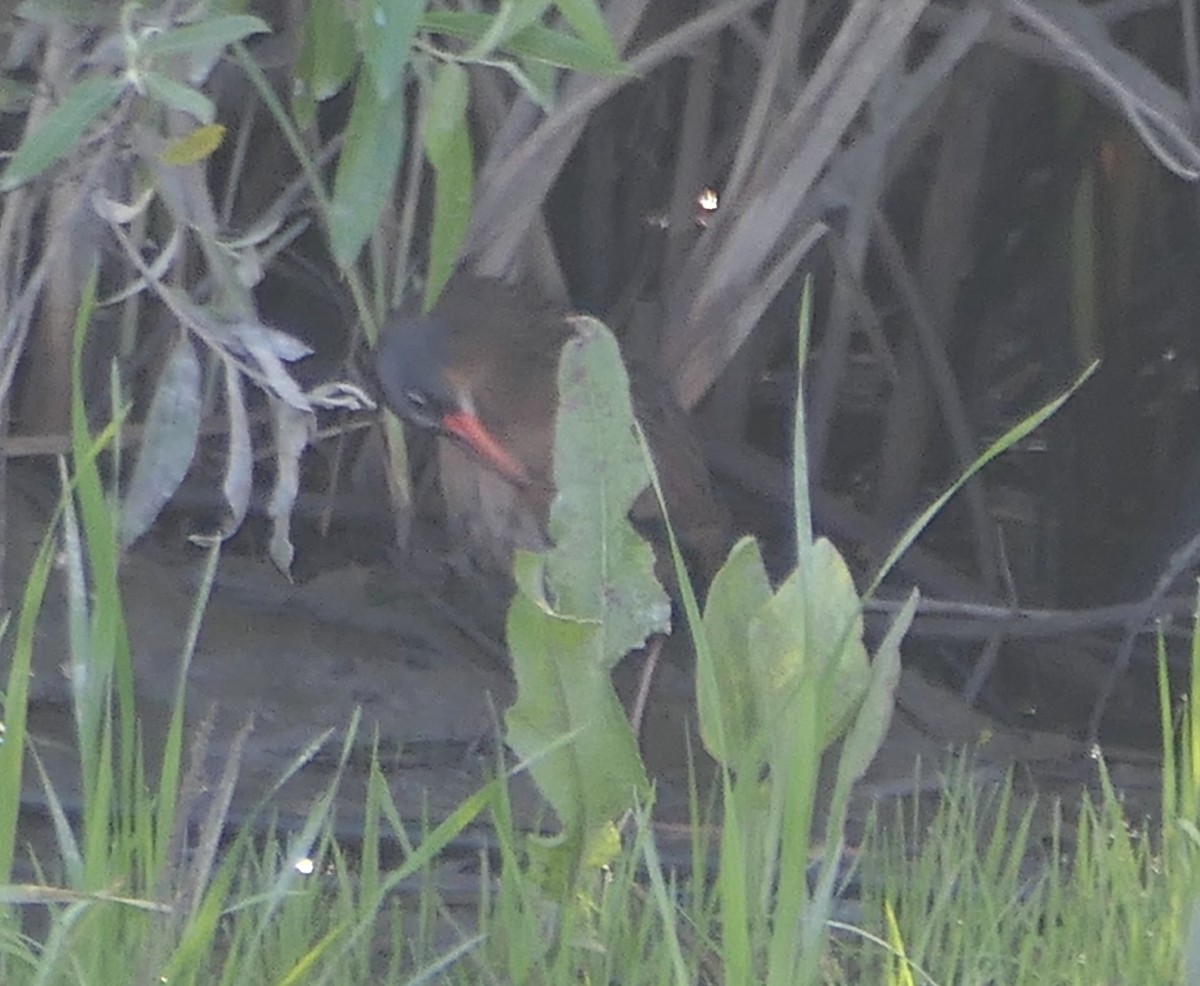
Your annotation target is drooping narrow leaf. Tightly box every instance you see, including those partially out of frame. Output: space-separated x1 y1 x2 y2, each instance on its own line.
359 0 427 102
228 320 312 409
0 75 125 190
329 71 406 268
422 12 627 74
267 401 310 576
220 358 253 537
467 0 551 58
553 0 618 61
140 14 269 58
517 57 558 110
296 0 357 103
15 1 116 27
119 331 202 547
422 63 473 306
142 71 216 124
835 588 917 790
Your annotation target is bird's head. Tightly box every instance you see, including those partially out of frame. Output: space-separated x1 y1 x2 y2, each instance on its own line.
375 311 532 486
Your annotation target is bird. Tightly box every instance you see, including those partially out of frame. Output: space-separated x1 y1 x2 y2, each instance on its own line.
375 272 732 587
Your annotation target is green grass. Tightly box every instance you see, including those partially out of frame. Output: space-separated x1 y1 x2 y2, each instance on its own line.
5 495 1200 985
1 285 1196 983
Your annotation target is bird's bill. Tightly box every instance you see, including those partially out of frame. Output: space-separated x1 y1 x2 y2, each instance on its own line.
442 410 531 485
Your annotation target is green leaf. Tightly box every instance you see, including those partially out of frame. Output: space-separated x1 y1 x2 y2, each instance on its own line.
0 516 54 887
141 71 216 124
554 0 618 62
518 56 559 109
296 0 358 102
504 589 648 842
466 0 551 58
423 63 473 305
545 319 671 665
697 536 773 767
0 76 125 190
422 11 627 75
140 14 269 58
503 321 669 879
360 0 427 102
835 588 916 791
506 20 627 73
424 61 470 158
119 332 202 547
14 0 115 26
328 71 406 268
290 83 317 134
749 538 870 755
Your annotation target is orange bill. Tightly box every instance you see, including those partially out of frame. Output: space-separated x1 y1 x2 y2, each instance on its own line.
442 410 531 485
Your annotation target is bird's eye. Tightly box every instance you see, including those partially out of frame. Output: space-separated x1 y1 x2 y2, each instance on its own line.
405 389 429 409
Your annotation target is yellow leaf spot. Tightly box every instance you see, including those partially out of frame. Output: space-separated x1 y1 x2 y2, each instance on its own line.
162 124 226 166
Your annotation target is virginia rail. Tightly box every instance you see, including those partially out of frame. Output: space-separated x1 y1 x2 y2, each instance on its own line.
376 273 731 583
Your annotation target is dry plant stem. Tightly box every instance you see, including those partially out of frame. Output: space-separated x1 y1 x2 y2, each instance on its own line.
1087 528 1200 742
803 53 903 483
865 593 1191 642
1179 0 1200 114
1096 0 1185 19
220 90 258 229
666 0 936 408
390 66 429 309
0 189 35 378
318 424 348 538
1179 0 1200 217
925 0 1182 65
995 0 1200 178
670 2 991 410
662 39 718 289
160 707 217 904
0 136 38 618
1011 0 1200 171
961 632 1007 705
186 715 254 917
720 0 807 209
628 635 664 740
465 0 764 274
133 707 218 982
0 409 273 458
805 121 892 479
10 25 96 433
465 58 568 297
805 4 1001 462
747 0 885 194
864 51 999 578
0 91 129 410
